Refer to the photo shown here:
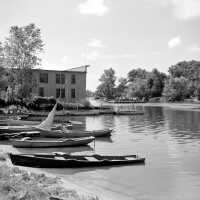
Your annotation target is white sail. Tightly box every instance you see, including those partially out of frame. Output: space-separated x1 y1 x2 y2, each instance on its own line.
35 103 57 131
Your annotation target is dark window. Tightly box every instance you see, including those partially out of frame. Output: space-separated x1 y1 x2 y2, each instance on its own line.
71 88 75 99
39 87 44 97
56 88 60 98
61 88 65 98
40 73 48 83
71 74 76 84
56 73 65 84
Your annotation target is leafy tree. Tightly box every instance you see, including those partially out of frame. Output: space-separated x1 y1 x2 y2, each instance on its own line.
3 23 44 100
146 69 167 98
163 77 189 101
115 77 127 98
169 60 200 97
127 79 149 99
127 68 148 82
96 68 116 99
0 43 8 91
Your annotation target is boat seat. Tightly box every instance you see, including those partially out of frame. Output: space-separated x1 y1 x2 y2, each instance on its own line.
125 157 136 160
54 156 66 160
84 157 99 161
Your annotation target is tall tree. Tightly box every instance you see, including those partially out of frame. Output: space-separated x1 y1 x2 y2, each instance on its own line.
146 69 167 98
115 77 127 98
96 68 116 99
0 43 8 91
163 77 189 101
3 23 44 100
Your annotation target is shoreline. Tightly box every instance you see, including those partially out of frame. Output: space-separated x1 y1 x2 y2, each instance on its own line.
0 152 104 200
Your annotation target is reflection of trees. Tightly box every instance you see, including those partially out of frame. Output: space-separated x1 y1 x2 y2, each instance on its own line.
164 110 200 141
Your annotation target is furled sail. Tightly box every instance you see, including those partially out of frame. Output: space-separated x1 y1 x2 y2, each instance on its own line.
35 103 57 131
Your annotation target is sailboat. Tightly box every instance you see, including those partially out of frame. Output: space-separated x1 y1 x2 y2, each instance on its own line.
0 103 57 134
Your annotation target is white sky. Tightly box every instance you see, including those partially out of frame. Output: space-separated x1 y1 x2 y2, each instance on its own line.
0 0 200 91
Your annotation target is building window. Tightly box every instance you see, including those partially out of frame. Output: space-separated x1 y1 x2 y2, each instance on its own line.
56 74 65 84
71 74 76 84
39 87 44 97
61 88 65 98
40 73 48 83
71 88 76 99
56 88 60 98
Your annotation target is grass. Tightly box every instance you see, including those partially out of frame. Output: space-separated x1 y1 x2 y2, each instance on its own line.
0 162 99 200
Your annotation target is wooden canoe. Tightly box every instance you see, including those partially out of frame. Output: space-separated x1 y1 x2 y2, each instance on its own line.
6 119 40 126
114 111 144 115
10 136 95 148
41 128 112 138
9 153 145 168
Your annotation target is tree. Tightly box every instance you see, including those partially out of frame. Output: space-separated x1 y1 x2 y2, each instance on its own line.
0 43 8 91
127 79 148 99
127 68 148 82
163 77 189 101
146 69 167 98
96 68 116 99
115 77 127 98
169 60 200 97
3 23 44 100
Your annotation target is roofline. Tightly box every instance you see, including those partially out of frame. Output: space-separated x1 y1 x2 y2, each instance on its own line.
33 65 89 73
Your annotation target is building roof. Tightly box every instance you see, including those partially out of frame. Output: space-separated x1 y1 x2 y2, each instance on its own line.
34 65 89 73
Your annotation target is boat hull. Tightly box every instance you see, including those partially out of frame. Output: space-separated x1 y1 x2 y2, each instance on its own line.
9 153 145 168
10 137 94 148
41 129 112 138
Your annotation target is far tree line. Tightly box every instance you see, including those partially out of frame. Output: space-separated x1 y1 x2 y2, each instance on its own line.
95 60 200 102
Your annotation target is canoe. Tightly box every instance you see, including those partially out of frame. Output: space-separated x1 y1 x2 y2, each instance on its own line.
9 153 145 168
41 128 112 138
0 131 40 140
114 111 144 115
10 136 95 148
6 119 40 126
0 124 61 134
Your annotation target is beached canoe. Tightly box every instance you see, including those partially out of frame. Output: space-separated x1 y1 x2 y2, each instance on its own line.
41 128 112 138
0 131 40 140
10 136 95 148
114 111 144 115
0 124 61 134
9 152 145 168
6 119 40 126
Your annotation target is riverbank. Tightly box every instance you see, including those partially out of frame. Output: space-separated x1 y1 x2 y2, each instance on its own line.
0 152 100 200
134 102 200 111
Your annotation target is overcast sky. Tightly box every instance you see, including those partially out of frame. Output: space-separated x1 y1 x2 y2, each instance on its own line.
0 0 200 91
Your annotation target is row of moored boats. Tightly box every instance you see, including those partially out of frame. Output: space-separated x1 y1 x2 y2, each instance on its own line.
0 103 145 168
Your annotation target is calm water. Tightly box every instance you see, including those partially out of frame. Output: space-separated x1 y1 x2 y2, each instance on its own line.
3 105 200 200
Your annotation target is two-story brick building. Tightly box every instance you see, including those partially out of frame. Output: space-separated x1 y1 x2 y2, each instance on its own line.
31 65 88 103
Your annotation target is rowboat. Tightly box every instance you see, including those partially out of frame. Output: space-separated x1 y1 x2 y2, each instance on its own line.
6 119 40 126
10 136 95 148
9 153 145 168
0 131 40 140
41 128 112 138
114 111 144 115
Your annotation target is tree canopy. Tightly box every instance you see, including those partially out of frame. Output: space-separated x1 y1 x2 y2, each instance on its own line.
3 23 44 100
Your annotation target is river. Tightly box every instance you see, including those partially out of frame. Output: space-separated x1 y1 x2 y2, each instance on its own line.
2 104 200 200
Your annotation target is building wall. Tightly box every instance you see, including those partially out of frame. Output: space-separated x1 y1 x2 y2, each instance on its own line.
31 69 86 103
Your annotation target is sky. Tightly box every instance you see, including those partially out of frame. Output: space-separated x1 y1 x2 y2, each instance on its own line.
0 0 200 91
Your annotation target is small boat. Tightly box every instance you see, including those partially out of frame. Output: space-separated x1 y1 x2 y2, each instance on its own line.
6 119 40 126
10 136 95 148
9 152 145 168
41 128 112 138
0 131 40 140
114 111 144 115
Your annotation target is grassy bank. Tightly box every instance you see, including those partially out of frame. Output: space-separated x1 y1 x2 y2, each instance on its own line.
0 154 99 200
